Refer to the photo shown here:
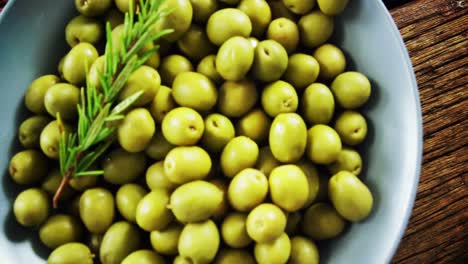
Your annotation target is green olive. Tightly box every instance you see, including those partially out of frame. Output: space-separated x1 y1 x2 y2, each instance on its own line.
24 74 60 114
282 0 315 14
116 184 148 223
261 81 298 117
246 203 286 243
221 136 259 178
197 55 223 84
252 40 289 82
334 110 368 145
75 0 112 16
228 168 268 212
18 115 49 148
306 124 342 165
201 113 236 153
329 171 373 221
145 129 175 160
331 71 372 109
69 174 98 191
13 188 49 227
173 256 192 264
117 108 156 153
68 195 82 218
296 160 320 208
238 0 272 37
269 0 297 20
80 188 115 234
221 212 253 248
215 249 256 264
269 165 309 212
206 8 252 46
40 120 72 159
159 55 194 86
164 146 212 184
87 55 105 90
285 211 302 236
150 86 177 124
255 146 281 177
65 15 103 47
236 108 271 144
122 250 165 264
283 54 320 90
190 0 218 23
119 65 161 106
178 25 217 60
301 83 335 125
218 80 258 118
102 148 147 185
41 168 74 199
216 36 255 81
152 0 193 42
39 214 82 249
146 161 178 191
313 43 346 80
269 113 307 163
105 8 124 29
289 236 320 264
302 203 346 240
328 147 363 176
317 0 349 15
139 42 161 69
254 232 291 264
44 83 80 121
172 72 218 111
298 10 334 48
150 223 183 255
100 221 142 264
170 180 223 222
48 243 93 264
115 0 137 13
9 149 48 185
161 107 205 146
136 189 173 231
266 18 299 54
62 42 98 85
178 220 220 264
248 37 260 48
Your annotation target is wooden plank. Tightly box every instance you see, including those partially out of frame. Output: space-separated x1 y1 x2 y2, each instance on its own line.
390 0 468 262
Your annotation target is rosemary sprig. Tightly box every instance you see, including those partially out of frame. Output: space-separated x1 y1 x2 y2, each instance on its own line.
53 0 173 208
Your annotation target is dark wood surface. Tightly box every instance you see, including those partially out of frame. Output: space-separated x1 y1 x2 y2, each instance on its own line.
389 0 468 263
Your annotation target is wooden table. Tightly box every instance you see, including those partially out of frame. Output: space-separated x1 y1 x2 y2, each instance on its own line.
390 0 467 263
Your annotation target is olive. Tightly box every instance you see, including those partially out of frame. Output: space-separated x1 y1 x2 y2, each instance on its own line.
105 8 124 29
306 124 342 165
246 203 286 243
79 188 115 234
87 55 105 90
161 107 205 146
334 110 368 146
172 72 218 111
164 146 212 184
201 113 236 153
283 54 320 90
221 136 259 178
197 55 223 84
261 81 298 117
238 0 272 37
118 65 161 106
269 113 307 163
296 160 320 208
236 108 271 144
255 146 281 177
301 83 335 125
146 161 178 191
122 250 165 264
159 55 194 86
228 168 268 212
178 25 217 60
218 80 258 118
254 232 291 264
302 203 346 240
216 36 255 81
117 108 156 153
269 0 297 20
328 147 363 176
13 188 49 227
136 189 173 231
150 86 178 124
178 220 220 264
41 168 75 199
170 180 223 222
25 74 60 114
102 148 147 185
190 0 218 23
317 0 350 16
100 221 142 264
269 165 309 212
206 8 252 46
152 0 193 42
116 184 148 223
215 249 256 264
150 223 183 255
289 236 320 264
252 40 289 82
266 18 300 54
298 10 334 48
145 129 175 160
44 83 80 121
40 120 72 159
9 149 48 185
65 15 103 47
313 43 346 80
62 42 98 85
48 243 93 264
331 71 372 109
39 214 82 249
18 115 50 148
221 212 253 248
75 0 112 16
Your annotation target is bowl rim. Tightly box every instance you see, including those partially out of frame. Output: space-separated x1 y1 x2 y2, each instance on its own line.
0 0 423 262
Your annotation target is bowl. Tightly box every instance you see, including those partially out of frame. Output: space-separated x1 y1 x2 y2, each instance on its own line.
0 0 422 263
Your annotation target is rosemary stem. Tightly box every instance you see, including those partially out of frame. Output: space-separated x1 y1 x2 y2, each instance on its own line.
53 168 74 208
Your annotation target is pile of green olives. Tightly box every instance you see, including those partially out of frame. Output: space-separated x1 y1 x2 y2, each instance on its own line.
9 0 375 263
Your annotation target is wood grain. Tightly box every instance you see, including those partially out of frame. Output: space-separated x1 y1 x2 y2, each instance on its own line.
390 0 468 263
